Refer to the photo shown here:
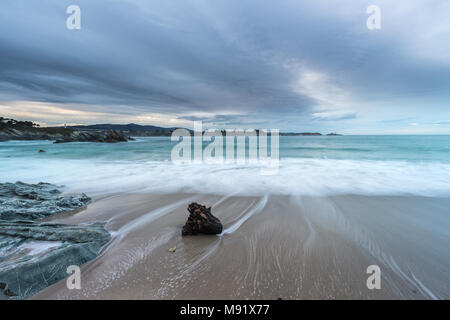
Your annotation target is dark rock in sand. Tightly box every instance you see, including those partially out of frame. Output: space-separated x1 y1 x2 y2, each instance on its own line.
0 182 90 221
182 203 223 236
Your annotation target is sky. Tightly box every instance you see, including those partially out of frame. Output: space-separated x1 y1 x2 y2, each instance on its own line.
0 0 449 134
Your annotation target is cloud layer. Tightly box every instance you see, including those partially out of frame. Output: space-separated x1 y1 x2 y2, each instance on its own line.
0 0 449 133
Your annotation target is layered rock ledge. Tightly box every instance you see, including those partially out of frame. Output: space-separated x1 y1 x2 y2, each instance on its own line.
0 182 110 299
54 129 130 143
0 182 90 221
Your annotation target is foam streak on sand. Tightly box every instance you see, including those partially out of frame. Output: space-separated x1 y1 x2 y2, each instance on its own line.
291 195 448 300
115 195 198 239
181 195 269 274
220 195 268 235
110 194 230 242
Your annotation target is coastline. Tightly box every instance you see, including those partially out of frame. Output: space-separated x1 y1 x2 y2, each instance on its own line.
32 192 450 300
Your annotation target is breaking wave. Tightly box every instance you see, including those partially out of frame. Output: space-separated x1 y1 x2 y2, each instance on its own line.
1 157 450 197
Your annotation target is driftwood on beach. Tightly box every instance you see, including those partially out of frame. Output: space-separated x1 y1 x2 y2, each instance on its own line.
182 203 223 236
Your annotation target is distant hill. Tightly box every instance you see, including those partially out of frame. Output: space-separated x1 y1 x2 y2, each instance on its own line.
70 124 341 137
70 123 181 136
1 118 341 140
69 124 342 137
280 132 322 136
0 118 131 142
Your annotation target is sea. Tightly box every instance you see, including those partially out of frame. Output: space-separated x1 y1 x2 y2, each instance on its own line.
1 135 450 196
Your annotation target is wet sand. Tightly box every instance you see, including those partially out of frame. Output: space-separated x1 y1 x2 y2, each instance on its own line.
32 193 450 299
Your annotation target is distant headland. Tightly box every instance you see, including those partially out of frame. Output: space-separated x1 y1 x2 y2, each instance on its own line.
0 117 341 142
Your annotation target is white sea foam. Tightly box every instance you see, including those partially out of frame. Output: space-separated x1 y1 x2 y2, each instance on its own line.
1 157 450 197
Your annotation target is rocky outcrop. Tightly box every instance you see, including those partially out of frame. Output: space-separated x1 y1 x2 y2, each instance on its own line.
70 123 179 136
0 182 90 221
0 182 110 299
0 123 131 143
0 126 74 142
0 220 110 243
54 129 130 143
182 203 223 236
0 221 110 299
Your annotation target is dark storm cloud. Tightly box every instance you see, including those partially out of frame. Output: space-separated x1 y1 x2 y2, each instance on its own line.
0 0 449 130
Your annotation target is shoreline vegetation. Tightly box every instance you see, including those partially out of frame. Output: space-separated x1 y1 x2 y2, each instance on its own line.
0 117 341 143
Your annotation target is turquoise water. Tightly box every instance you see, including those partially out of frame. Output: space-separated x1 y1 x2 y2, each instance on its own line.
280 135 450 162
1 135 449 162
1 136 450 196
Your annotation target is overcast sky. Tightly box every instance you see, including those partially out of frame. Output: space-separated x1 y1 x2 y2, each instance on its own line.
1 0 449 133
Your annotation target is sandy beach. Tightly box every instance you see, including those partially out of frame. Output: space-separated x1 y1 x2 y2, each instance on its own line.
32 193 450 300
